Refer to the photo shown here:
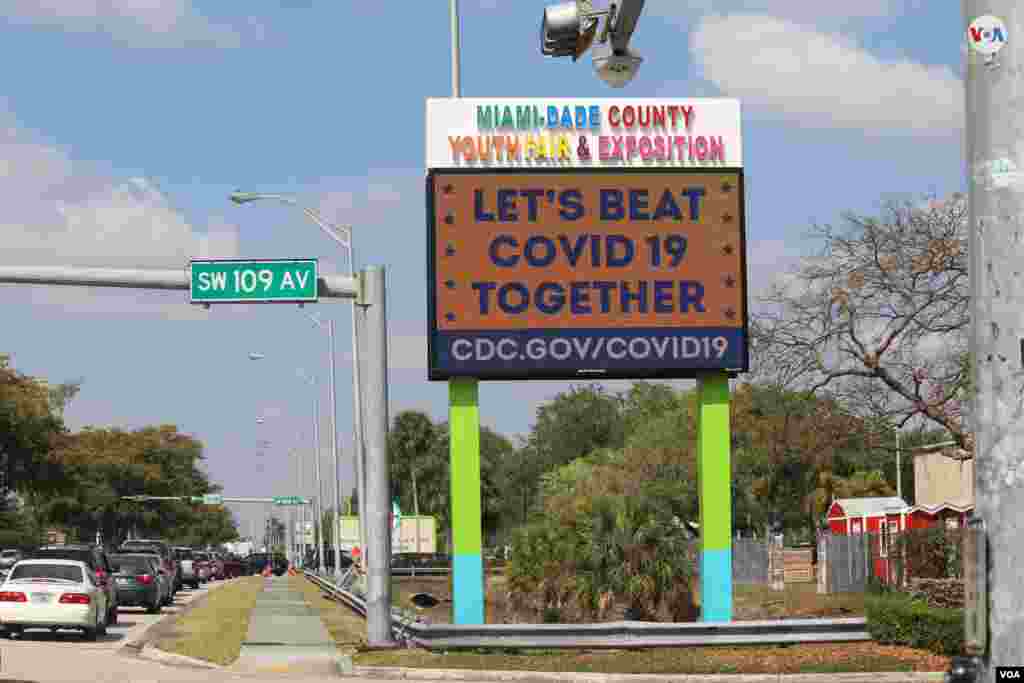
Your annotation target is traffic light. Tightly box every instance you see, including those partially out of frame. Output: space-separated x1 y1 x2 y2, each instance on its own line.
540 0 598 61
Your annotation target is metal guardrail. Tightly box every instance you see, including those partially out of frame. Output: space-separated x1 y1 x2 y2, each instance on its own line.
302 570 872 649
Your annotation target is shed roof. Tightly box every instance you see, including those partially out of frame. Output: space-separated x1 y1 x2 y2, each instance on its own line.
830 497 909 517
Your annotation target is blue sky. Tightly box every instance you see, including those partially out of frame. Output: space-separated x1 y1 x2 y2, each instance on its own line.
0 1 964 539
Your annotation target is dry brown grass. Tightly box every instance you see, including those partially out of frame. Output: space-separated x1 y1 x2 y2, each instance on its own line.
290 574 367 652
153 577 263 665
356 642 947 675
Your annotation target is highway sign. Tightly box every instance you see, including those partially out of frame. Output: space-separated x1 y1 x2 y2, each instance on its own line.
190 258 318 304
273 496 309 506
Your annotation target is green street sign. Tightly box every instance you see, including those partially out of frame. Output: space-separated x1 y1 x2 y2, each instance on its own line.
273 496 309 506
190 258 318 304
194 494 223 505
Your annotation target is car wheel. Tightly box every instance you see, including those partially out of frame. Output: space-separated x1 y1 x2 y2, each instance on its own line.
83 615 99 641
163 593 172 606
6 626 21 639
108 606 118 625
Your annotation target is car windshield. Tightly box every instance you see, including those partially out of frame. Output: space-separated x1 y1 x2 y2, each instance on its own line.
32 549 89 564
9 564 83 583
109 556 153 574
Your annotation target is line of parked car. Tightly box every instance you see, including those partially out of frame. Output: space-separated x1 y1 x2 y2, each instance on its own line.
0 540 246 641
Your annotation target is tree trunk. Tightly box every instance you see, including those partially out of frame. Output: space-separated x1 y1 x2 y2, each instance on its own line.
412 469 420 516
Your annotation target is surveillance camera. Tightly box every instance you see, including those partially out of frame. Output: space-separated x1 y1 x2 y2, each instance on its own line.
592 43 642 88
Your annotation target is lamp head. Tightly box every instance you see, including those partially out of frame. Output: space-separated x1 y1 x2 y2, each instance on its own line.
591 43 642 88
229 191 263 205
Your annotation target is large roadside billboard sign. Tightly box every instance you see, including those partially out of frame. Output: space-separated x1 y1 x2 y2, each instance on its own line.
425 98 747 381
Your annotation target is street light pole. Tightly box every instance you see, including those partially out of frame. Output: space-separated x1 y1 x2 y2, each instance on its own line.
312 385 326 575
963 4 1023 677
309 313 345 582
230 191 369 572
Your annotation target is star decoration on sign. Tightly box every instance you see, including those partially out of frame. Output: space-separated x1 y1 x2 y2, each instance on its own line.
722 244 734 256
721 181 733 193
723 307 737 320
442 183 454 195
445 244 456 256
444 212 455 225
722 212 733 223
723 275 736 288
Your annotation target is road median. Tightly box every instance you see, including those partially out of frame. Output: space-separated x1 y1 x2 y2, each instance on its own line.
149 576 264 666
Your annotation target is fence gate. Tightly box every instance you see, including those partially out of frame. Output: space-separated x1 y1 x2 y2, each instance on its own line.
821 533 870 593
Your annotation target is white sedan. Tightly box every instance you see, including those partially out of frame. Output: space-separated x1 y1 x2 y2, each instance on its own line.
0 559 109 640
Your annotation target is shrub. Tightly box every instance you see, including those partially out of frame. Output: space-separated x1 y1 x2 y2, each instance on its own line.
866 592 963 656
905 578 964 610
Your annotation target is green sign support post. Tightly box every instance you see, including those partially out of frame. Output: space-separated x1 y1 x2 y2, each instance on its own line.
450 378 483 624
697 371 733 621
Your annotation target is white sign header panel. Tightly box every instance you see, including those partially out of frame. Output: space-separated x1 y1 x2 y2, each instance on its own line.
426 98 742 169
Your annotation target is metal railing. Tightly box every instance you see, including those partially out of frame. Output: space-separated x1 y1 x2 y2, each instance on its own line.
302 570 871 649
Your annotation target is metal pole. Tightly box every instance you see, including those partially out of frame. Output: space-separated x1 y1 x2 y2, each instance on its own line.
328 319 343 580
964 4 1021 677
896 433 902 501
360 266 395 647
450 0 461 97
313 392 326 575
350 243 370 574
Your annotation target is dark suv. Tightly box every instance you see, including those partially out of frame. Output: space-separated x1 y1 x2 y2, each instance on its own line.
119 539 179 597
30 544 119 625
247 553 287 576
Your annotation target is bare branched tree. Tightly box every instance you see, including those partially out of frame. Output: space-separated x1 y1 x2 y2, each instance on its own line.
751 197 972 453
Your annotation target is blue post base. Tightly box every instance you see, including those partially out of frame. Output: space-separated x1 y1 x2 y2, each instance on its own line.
700 548 733 622
453 553 484 624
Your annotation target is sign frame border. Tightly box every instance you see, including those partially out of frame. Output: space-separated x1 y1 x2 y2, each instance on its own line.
188 257 320 304
425 167 750 382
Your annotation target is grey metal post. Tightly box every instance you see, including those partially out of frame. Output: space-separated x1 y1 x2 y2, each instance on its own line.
327 318 344 580
450 0 461 97
964 3 1023 677
313 392 326 575
360 266 394 646
350 244 370 575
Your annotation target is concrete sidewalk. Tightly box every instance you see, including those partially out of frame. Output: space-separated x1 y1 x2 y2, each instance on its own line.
230 575 341 676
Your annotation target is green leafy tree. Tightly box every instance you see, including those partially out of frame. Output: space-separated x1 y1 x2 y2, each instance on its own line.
387 410 439 516
0 362 66 499
528 384 626 474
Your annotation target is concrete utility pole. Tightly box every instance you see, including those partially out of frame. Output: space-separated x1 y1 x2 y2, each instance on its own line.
359 266 395 647
963 3 1021 679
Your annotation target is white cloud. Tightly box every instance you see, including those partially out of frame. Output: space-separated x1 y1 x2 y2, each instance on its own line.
689 15 961 136
647 0 905 23
0 107 244 318
4 0 256 48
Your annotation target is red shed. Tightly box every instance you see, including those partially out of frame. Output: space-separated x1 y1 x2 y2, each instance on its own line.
826 497 909 536
826 497 909 584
